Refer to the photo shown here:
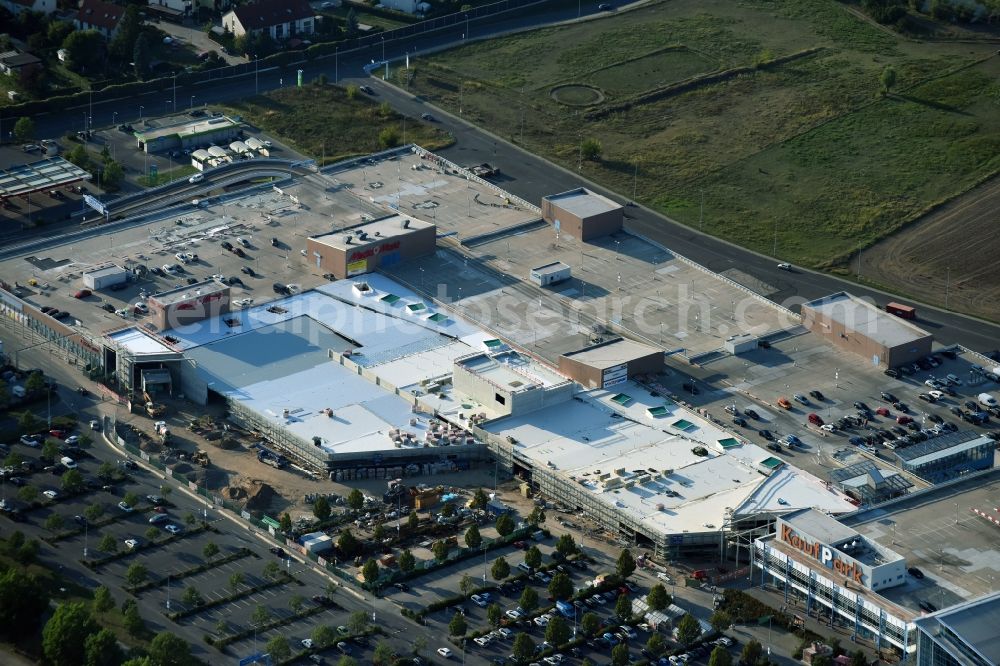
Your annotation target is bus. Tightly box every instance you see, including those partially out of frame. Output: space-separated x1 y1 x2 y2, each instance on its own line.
885 302 916 320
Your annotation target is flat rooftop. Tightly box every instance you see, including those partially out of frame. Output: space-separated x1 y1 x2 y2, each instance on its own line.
0 157 91 198
134 116 240 142
485 380 856 535
805 291 930 347
844 469 1000 607
107 327 177 356
458 351 568 390
544 187 622 218
309 213 434 252
562 337 660 370
532 261 570 276
784 508 903 568
914 591 1000 666
149 279 227 306
84 264 126 279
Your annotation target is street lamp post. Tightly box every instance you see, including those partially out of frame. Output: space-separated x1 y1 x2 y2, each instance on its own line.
139 105 144 123
190 95 195 112
112 111 117 127
254 55 258 95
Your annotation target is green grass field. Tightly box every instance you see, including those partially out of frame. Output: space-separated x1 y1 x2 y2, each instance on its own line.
402 0 1000 268
218 84 452 164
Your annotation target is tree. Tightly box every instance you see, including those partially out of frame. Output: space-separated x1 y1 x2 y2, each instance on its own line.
228 571 245 594
710 610 732 634
44 513 65 532
17 410 40 433
448 610 467 637
122 659 153 666
492 556 510 581
646 632 666 657
184 512 197 526
881 65 897 95
103 160 124 190
464 524 482 549
289 594 305 614
280 513 293 533
145 526 160 541
337 529 361 557
61 469 85 494
125 563 148 587
263 560 281 581
110 4 140 60
0 569 49 640
519 586 539 613
441 502 455 518
313 624 337 648
347 488 364 511
123 601 144 637
581 138 603 161
527 506 545 526
62 29 106 73
373 639 395 665
148 631 191 665
399 548 415 572
849 649 868 666
123 491 139 508
13 117 34 143
524 546 542 569
407 510 419 530
84 503 104 523
43 602 98 665
616 549 636 579
487 602 502 628
709 646 733 666
336 658 357 666
611 642 629 666
97 462 116 481
215 618 228 636
412 635 427 656
432 540 449 562
545 615 571 646
203 542 220 560
813 656 834 666
555 533 577 557
614 592 632 622
740 639 763 666
98 533 117 553
182 586 203 607
266 636 291 661
548 572 573 601
581 611 601 636
251 604 270 626
346 84 359 100
676 612 701 646
647 583 669 611
132 31 151 79
42 438 60 462
372 522 386 542
92 586 114 613
512 633 535 663
85 627 123 666
455 573 473 596
4 451 23 468
347 610 368 635
470 488 489 510
314 495 332 520
17 485 39 503
362 558 379 584
495 512 515 536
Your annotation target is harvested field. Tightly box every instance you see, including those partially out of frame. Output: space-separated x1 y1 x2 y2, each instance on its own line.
860 174 1000 322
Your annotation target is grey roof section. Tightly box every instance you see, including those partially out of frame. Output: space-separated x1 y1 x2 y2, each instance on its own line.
83 264 127 278
0 157 92 198
531 261 570 275
562 336 661 370
544 187 622 219
150 280 227 306
914 591 1000 666
186 316 354 392
804 292 930 348
894 431 990 463
310 214 434 252
135 116 240 143
828 460 913 500
781 507 860 545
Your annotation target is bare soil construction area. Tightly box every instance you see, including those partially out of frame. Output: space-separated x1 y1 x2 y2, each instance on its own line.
860 173 1000 323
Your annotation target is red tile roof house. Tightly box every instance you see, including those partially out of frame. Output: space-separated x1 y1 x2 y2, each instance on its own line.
74 0 126 40
222 0 316 42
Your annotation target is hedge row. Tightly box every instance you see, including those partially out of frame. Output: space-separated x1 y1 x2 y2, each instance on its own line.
212 598 337 649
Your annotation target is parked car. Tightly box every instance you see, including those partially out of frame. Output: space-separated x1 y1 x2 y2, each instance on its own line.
807 413 824 426
809 390 825 401
793 393 809 405
73 289 92 299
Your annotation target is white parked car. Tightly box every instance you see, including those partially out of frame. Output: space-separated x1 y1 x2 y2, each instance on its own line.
301 639 313 649
188 173 204 183
473 636 490 647
437 647 452 658
43 490 59 499
118 501 134 512
124 538 140 549
505 609 523 620
164 524 182 534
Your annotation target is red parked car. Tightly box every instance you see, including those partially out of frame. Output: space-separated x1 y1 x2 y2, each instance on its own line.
897 415 913 425
807 413 824 426
49 429 67 439
72 289 92 299
876 407 891 417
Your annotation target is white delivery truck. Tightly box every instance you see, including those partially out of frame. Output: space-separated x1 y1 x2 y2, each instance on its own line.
978 393 998 408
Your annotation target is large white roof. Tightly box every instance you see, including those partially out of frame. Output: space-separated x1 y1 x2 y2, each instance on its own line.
108 327 176 355
486 381 856 535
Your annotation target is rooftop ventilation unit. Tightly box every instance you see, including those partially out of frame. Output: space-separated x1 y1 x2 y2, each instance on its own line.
345 235 353 244
402 218 410 229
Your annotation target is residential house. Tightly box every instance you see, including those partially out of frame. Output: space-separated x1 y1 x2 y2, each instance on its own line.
0 50 42 83
222 0 315 42
0 0 56 16
74 0 126 39
146 0 191 19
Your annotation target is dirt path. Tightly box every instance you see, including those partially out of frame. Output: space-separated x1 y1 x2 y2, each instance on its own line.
861 173 1000 323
